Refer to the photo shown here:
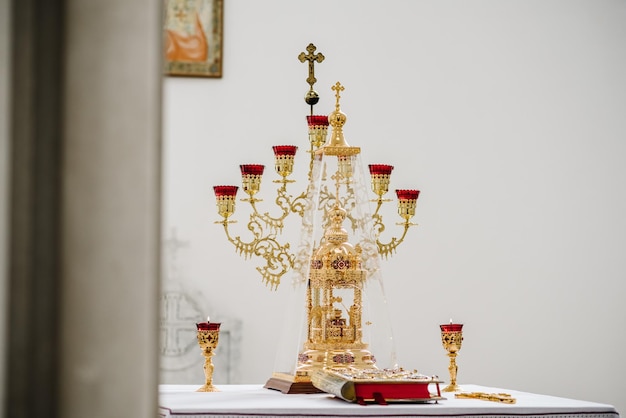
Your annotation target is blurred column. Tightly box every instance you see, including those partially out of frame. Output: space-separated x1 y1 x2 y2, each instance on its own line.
60 0 163 417
6 0 163 417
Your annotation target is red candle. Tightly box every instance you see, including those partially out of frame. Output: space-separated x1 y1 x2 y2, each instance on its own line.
196 322 221 331
440 322 463 333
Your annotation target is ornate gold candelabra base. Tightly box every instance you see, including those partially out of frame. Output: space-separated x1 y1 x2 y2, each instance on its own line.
196 322 221 392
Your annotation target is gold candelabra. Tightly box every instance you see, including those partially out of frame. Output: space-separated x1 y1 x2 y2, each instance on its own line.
212 43 420 290
440 322 463 392
196 321 221 392
212 43 422 393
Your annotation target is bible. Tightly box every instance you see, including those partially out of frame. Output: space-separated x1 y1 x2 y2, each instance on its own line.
311 368 444 405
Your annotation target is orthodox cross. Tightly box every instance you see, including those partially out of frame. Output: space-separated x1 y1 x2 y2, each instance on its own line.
161 292 201 356
164 227 189 281
298 43 325 90
331 82 345 111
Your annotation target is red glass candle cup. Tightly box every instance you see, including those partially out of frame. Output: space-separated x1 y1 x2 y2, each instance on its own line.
440 323 463 333
213 185 238 198
306 115 329 127
273 146 298 178
196 322 221 331
239 164 265 176
240 164 265 196
368 164 394 176
396 189 420 201
396 189 420 220
272 145 298 157
306 115 329 148
369 164 394 196
213 185 238 218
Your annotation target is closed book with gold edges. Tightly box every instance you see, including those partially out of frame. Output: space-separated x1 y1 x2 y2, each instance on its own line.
311 368 444 405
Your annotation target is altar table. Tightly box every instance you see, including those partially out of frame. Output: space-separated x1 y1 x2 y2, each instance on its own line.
159 384 619 418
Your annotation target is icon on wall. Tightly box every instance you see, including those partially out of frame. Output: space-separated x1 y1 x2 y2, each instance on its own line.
164 0 223 78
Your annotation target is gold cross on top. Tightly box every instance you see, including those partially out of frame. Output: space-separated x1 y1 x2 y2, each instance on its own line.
298 43 325 89
331 82 345 111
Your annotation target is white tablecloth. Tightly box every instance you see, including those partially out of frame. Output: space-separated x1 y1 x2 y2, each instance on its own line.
159 384 619 418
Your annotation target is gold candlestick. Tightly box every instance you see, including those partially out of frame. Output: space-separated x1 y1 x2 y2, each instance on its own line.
196 321 221 392
440 322 463 392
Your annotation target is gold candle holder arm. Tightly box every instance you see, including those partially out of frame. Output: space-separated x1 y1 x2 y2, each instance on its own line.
218 217 294 289
255 238 295 289
269 143 321 219
374 189 419 259
375 220 411 259
247 198 288 233
245 184 309 233
242 146 311 232
366 167 417 258
239 164 289 233
286 191 309 218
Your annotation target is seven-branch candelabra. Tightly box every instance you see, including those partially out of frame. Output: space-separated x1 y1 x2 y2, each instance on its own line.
213 45 420 290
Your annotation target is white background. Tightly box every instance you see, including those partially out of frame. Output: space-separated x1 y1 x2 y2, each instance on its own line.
162 0 626 413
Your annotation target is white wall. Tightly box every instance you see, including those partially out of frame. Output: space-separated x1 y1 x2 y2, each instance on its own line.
163 0 626 413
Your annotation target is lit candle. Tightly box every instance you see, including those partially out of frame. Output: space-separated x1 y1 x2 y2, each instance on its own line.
196 321 210 331
196 316 221 331
440 319 463 333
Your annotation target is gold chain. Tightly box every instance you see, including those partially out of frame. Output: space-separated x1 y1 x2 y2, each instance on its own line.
455 392 516 404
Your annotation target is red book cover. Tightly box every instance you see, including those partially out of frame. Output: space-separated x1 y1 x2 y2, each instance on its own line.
311 368 444 405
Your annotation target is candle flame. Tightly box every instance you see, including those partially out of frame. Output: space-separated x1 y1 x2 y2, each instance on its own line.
207 316 210 323
449 318 453 324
